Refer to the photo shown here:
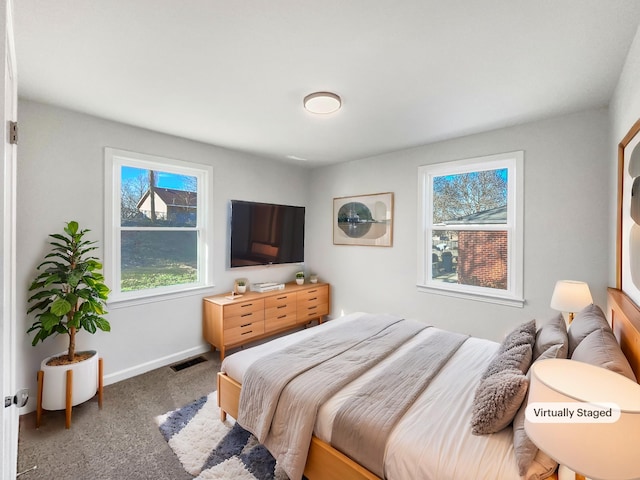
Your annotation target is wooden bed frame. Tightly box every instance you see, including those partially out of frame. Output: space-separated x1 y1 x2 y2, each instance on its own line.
216 288 640 480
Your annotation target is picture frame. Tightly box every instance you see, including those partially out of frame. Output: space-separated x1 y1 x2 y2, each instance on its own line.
333 192 393 246
617 118 640 306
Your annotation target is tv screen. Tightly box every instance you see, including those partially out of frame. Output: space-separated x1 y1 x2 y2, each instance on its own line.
230 200 305 268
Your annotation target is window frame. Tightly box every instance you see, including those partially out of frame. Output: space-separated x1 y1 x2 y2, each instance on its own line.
104 148 214 306
417 151 524 307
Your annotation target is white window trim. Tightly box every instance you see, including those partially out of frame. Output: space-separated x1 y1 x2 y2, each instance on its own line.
417 151 524 307
104 147 214 306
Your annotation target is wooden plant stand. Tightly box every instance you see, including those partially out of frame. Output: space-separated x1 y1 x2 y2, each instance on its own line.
36 357 104 429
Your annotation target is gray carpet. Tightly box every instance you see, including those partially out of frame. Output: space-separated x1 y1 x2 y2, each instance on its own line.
17 352 220 480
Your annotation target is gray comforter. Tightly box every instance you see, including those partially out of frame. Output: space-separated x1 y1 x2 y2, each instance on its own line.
237 314 466 480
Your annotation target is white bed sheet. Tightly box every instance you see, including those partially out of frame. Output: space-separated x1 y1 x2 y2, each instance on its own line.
221 312 521 480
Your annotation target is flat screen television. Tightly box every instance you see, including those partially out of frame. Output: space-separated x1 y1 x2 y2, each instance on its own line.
229 200 305 268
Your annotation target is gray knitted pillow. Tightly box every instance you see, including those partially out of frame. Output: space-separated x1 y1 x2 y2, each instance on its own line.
471 368 529 435
481 344 532 380
498 319 536 354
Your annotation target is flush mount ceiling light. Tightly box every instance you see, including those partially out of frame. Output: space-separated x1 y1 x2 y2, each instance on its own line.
303 91 341 114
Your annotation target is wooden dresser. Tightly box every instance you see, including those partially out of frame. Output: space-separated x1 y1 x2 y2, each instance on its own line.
203 282 330 359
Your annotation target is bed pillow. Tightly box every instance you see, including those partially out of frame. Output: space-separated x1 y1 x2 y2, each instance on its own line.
481 344 532 380
512 344 563 477
471 368 529 435
567 304 610 356
533 313 568 361
498 319 536 354
571 327 637 382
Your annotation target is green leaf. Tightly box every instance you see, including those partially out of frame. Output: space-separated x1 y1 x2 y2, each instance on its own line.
67 270 83 287
40 312 62 332
50 298 72 316
65 221 79 236
81 316 97 334
94 317 111 332
68 311 81 329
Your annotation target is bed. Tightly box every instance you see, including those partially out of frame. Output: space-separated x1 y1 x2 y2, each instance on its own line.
216 289 640 480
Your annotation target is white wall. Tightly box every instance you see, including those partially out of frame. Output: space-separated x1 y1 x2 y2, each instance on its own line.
307 108 611 342
16 99 310 412
16 97 616 412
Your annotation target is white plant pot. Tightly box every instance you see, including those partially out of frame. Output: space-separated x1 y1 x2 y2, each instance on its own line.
237 285 246 293
296 278 304 285
40 350 99 411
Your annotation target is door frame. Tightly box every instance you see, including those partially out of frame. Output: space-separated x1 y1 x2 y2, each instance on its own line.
1 0 18 478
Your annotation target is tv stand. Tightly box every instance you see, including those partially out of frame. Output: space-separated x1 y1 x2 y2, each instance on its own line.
202 281 330 360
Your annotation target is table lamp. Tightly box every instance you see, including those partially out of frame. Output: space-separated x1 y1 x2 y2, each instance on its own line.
524 359 640 480
550 280 593 323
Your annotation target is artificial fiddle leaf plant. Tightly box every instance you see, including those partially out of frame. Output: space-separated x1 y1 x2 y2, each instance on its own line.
27 221 111 363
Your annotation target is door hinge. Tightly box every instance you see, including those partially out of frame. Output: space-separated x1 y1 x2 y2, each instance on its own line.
9 121 17 145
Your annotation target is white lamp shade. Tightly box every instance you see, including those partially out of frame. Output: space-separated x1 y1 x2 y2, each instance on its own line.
550 280 593 313
524 359 640 480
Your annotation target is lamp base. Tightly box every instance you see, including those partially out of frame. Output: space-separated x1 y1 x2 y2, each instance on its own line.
558 465 588 480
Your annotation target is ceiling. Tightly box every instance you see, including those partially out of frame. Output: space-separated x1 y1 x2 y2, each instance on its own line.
14 1 640 167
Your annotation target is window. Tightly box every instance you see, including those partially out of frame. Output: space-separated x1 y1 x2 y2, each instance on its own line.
105 148 214 303
417 151 524 306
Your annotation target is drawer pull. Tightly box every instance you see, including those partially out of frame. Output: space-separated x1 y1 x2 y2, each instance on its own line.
241 303 253 308
241 313 253 318
308 289 318 293
241 323 252 328
277 305 287 309
277 315 287 319
241 330 253 336
276 296 287 300
308 297 317 301
309 305 317 310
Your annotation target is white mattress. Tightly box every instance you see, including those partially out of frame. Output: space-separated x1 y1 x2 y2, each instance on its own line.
221 312 521 480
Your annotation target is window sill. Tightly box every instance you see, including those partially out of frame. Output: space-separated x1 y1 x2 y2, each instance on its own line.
107 284 217 309
417 284 525 308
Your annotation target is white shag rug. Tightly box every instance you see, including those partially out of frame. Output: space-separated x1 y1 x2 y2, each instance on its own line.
155 392 289 480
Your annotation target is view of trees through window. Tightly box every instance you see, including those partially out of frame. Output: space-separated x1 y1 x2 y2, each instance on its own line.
119 166 199 292
431 168 509 290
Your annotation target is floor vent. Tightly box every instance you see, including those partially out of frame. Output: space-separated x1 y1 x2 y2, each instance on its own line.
170 356 208 372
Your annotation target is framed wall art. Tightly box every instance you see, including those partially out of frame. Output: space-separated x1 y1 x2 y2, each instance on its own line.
333 192 393 246
617 118 640 306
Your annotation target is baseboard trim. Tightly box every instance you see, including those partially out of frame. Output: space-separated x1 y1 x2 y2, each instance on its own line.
103 344 211 386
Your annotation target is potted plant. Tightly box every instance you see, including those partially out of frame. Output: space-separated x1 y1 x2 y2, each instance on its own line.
27 221 110 411
295 271 305 285
236 279 247 294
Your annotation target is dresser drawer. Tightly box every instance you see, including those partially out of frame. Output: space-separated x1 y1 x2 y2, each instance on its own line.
265 311 297 331
223 299 264 318
265 299 296 318
224 321 265 345
224 310 265 330
297 285 328 304
265 292 296 309
297 302 329 321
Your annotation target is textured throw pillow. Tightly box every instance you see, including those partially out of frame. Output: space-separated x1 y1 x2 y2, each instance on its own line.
498 319 536 354
471 368 529 435
481 344 532 380
571 327 637 382
567 304 611 356
533 313 568 361
512 344 563 477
